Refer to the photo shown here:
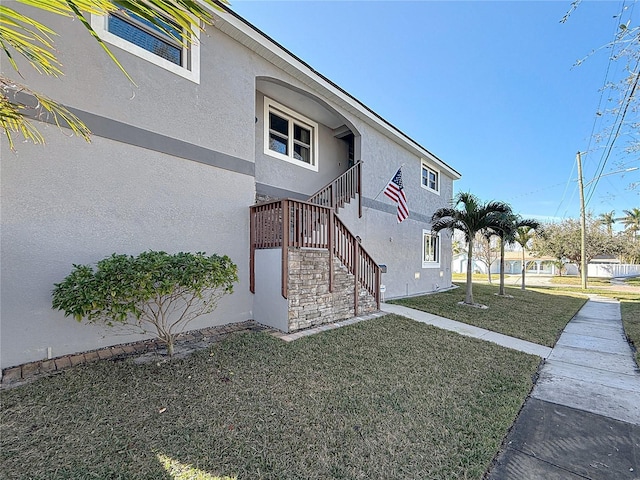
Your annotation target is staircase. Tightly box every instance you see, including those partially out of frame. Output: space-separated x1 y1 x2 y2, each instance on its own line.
250 162 380 331
307 161 362 217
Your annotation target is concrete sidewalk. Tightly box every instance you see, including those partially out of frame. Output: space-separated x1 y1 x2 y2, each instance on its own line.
488 296 640 479
381 303 552 358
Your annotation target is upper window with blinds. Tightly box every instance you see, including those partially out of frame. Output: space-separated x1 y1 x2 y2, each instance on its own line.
91 7 200 83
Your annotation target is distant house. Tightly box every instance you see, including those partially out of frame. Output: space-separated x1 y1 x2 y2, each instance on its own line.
452 250 640 278
452 238 557 276
501 251 558 275
1 4 461 370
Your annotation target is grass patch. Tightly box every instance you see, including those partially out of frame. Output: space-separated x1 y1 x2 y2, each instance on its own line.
625 277 640 287
452 273 517 282
534 285 640 303
621 300 640 367
549 276 613 287
0 315 540 480
390 283 586 347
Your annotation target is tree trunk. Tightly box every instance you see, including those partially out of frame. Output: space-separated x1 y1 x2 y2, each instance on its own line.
521 249 526 290
167 338 175 357
465 242 474 304
499 239 506 295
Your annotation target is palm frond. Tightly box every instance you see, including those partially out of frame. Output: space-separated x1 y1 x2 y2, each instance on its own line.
0 4 63 76
431 218 455 234
431 207 456 223
1 77 91 150
483 201 512 216
1 0 229 146
0 89 44 150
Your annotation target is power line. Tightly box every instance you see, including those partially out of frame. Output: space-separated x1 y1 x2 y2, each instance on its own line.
582 1 625 165
553 160 577 219
586 2 640 205
556 1 627 218
586 56 640 206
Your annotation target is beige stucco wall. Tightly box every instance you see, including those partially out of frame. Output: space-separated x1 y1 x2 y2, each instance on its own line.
1 133 255 369
1 3 459 369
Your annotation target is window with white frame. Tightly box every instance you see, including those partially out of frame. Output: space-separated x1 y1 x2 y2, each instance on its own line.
422 230 440 267
421 162 440 194
91 7 200 83
264 98 318 171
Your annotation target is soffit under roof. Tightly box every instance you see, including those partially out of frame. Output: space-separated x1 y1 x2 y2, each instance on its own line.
257 79 345 130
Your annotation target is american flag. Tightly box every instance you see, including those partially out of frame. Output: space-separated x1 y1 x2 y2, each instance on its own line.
383 167 409 223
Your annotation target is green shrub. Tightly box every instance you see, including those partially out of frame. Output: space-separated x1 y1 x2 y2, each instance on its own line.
52 251 238 356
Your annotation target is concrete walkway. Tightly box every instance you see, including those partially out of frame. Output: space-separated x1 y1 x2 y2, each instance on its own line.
273 311 388 342
488 296 640 479
381 303 552 358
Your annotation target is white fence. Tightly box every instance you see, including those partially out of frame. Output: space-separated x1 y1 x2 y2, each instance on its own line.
587 263 640 278
454 257 640 278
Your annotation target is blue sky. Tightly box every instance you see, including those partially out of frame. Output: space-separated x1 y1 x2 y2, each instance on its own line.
230 0 639 227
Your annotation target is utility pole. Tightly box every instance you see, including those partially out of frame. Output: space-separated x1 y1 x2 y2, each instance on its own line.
576 151 588 289
574 156 637 290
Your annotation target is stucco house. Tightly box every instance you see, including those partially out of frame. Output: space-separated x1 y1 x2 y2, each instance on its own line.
1 3 461 372
452 251 558 276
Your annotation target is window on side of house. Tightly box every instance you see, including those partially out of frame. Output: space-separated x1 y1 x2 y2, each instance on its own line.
90 7 200 83
264 98 318 171
421 162 440 194
422 230 440 267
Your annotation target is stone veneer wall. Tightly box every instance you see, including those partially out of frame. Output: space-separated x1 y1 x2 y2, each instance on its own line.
287 248 378 331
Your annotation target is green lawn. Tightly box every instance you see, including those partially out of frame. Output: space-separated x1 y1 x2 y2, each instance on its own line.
0 315 540 480
390 283 586 347
452 273 517 282
621 300 640 367
625 277 640 287
405 278 640 367
549 276 615 287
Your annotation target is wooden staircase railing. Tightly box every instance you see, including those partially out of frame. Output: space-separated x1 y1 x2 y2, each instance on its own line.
307 161 362 217
250 198 380 311
332 213 380 313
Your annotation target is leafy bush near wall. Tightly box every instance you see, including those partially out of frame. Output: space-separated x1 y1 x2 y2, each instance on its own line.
52 251 238 356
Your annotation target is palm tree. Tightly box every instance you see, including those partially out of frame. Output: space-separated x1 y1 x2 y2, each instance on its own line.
1 0 227 149
432 192 511 305
622 208 640 241
514 225 539 290
488 214 539 295
597 211 616 236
